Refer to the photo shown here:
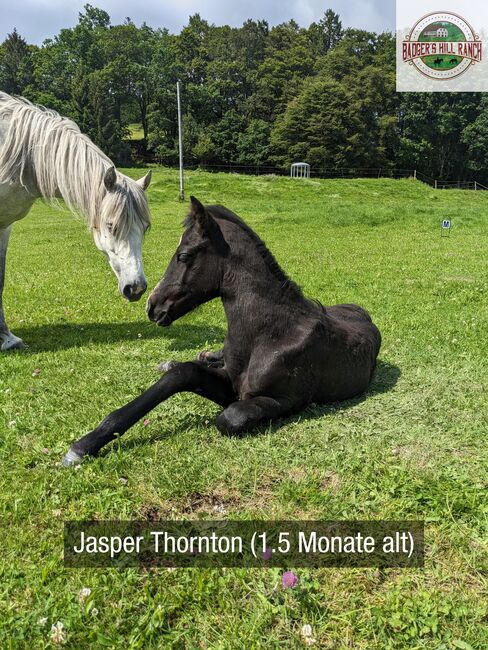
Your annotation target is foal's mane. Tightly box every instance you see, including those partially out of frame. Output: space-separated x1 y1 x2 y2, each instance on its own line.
185 204 303 296
0 92 150 238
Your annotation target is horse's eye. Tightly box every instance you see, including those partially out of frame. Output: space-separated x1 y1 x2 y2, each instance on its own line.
177 252 192 263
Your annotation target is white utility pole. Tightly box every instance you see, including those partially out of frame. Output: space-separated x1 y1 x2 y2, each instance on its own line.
176 81 185 201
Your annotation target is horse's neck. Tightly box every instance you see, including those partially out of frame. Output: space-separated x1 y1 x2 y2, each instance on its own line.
0 107 107 210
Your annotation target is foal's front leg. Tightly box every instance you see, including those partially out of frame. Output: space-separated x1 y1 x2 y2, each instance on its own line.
0 225 26 351
63 362 234 465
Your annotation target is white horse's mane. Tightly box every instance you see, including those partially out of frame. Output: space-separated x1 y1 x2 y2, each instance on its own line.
0 92 150 238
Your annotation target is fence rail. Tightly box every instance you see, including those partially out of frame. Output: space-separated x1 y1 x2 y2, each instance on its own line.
137 157 488 191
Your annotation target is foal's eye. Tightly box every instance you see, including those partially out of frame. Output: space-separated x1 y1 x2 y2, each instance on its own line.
177 252 192 263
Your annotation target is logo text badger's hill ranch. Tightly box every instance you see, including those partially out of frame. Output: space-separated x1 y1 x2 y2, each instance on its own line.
402 12 482 80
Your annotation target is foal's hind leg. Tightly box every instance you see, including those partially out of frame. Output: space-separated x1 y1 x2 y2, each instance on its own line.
216 396 293 437
0 226 26 351
63 362 235 465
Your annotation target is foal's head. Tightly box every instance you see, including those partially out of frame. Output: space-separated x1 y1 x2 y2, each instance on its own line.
147 196 229 326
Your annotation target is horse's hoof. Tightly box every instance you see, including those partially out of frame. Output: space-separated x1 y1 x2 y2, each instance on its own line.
1 334 27 351
157 360 178 373
62 448 84 467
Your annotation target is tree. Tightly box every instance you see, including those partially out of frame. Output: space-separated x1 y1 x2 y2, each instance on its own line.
210 110 246 163
308 10 343 56
462 96 488 178
247 22 314 122
0 29 33 94
89 71 130 162
237 120 272 165
398 93 479 179
271 31 399 170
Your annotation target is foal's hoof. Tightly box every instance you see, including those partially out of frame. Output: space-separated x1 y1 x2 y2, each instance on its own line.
197 349 224 368
157 360 178 373
62 448 84 467
1 334 27 351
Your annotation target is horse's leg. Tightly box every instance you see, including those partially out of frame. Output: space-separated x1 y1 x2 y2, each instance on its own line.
63 362 235 465
215 396 294 437
0 225 26 351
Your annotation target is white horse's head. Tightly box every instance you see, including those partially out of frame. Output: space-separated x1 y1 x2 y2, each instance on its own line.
93 167 152 302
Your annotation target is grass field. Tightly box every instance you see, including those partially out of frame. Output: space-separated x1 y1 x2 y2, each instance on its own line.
1 168 487 648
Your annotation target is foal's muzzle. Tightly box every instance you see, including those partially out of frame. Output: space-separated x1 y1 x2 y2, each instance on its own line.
122 282 147 302
146 294 172 326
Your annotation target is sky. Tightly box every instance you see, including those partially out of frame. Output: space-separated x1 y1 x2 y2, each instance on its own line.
1 0 395 45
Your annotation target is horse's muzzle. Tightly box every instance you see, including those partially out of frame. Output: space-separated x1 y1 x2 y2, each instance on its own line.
122 282 147 302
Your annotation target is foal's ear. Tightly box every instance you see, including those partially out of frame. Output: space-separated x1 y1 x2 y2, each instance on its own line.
190 196 211 234
104 166 117 191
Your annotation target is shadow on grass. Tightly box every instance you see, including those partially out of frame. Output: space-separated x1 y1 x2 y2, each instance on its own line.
93 359 401 458
13 322 225 353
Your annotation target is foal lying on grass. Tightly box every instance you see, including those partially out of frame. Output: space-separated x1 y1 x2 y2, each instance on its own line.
63 197 381 465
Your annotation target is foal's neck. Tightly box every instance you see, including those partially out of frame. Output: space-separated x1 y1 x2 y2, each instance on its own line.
220 254 305 346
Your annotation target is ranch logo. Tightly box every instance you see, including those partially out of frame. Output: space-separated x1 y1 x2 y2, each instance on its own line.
402 12 482 80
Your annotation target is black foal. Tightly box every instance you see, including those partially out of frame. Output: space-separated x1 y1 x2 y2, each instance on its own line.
63 197 381 465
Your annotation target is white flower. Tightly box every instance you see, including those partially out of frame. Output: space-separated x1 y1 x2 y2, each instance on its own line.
91 607 99 617
8 420 16 428
50 621 65 645
300 624 316 646
301 624 313 638
37 617 48 626
79 587 91 602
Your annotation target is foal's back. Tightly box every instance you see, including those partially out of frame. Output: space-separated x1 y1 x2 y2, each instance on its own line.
311 302 381 402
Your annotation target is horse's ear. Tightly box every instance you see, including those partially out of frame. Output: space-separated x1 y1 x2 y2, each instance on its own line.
104 166 117 191
137 170 152 191
190 196 210 234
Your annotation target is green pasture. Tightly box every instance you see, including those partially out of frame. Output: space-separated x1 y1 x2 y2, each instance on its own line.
1 169 487 648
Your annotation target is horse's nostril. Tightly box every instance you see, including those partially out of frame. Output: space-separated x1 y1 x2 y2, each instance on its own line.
146 297 156 321
122 284 133 299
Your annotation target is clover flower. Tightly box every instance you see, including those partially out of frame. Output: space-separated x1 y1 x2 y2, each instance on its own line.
281 571 298 588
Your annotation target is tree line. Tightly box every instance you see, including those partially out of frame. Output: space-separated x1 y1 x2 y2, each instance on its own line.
1 4 488 182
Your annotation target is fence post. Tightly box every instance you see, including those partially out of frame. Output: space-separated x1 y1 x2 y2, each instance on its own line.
434 179 438 190
414 169 417 180
475 181 477 191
